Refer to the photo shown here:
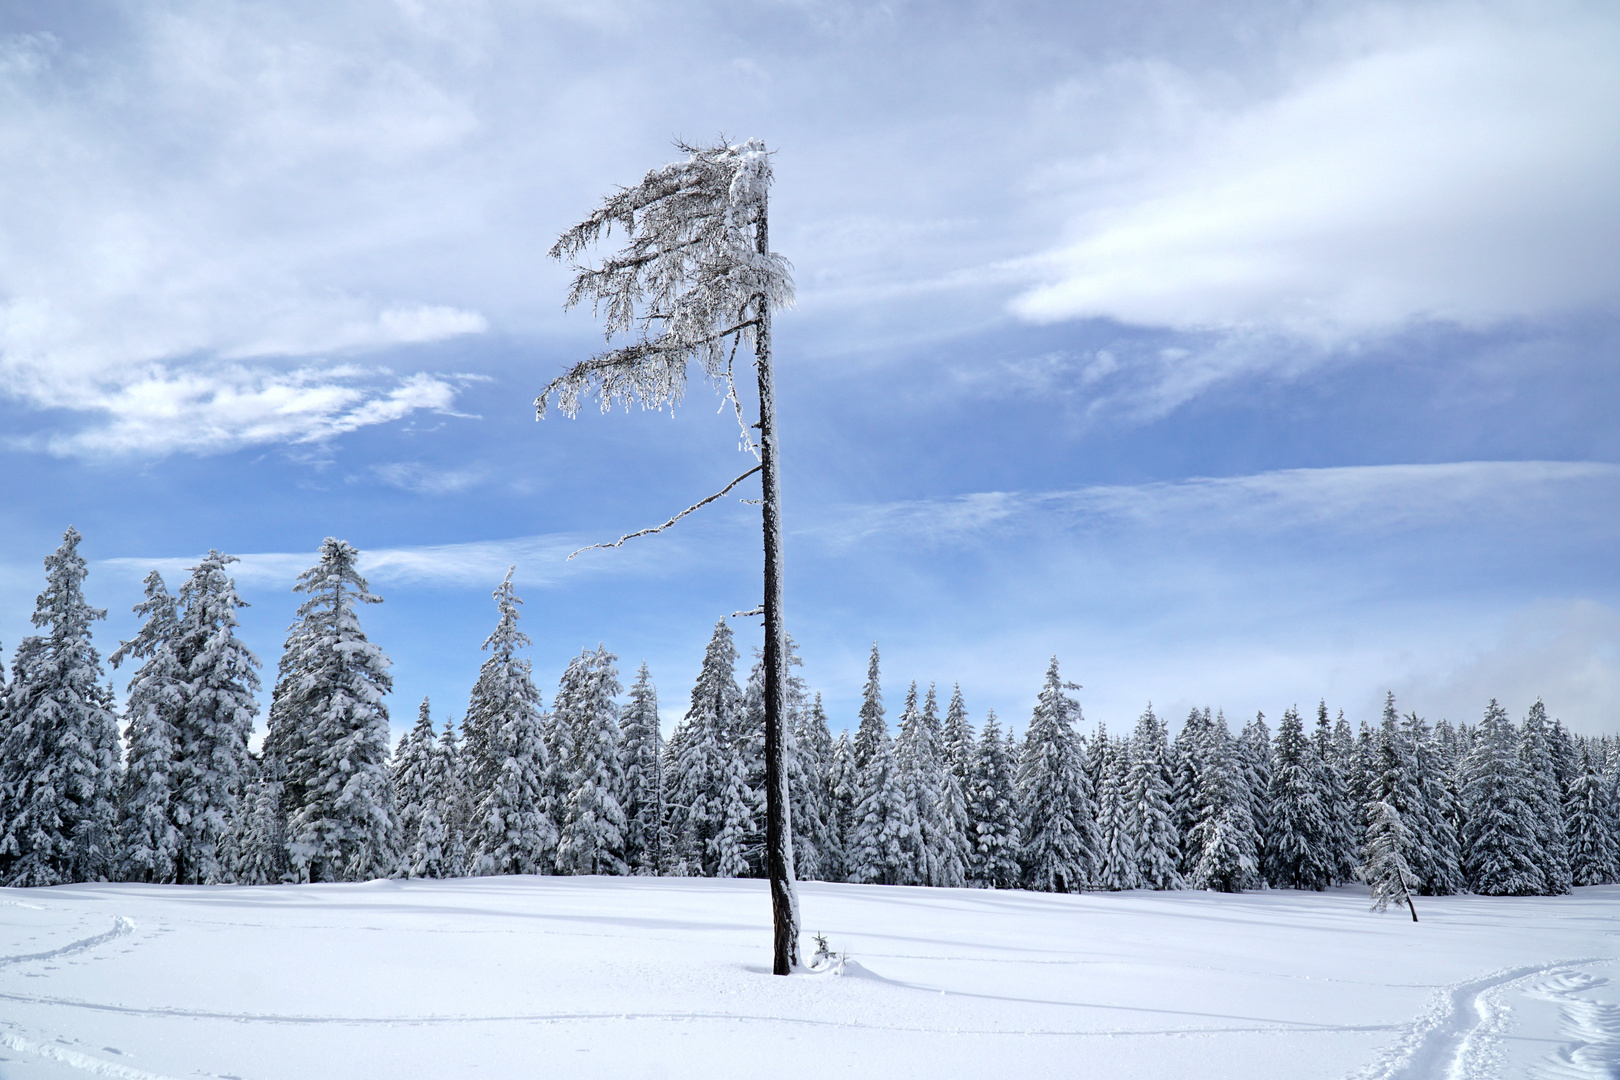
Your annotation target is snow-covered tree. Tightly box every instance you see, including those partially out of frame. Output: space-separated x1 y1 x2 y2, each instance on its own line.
791 692 838 881
394 697 455 879
1170 707 1212 878
847 726 915 886
1520 699 1572 895
1239 712 1273 883
1358 800 1419 921
172 551 261 884
852 643 886 772
1314 702 1357 884
1186 714 1259 893
826 729 857 874
231 769 290 885
1403 710 1464 895
1566 748 1618 886
0 528 121 886
1264 706 1330 890
965 709 1021 888
556 646 628 877
898 682 965 887
108 571 184 884
542 137 798 972
1126 705 1180 890
1017 658 1097 893
666 620 753 878
1094 732 1141 891
265 540 392 883
1460 699 1544 895
465 569 554 877
621 663 664 876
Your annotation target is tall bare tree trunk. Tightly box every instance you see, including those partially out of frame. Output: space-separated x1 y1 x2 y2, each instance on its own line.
756 199 799 975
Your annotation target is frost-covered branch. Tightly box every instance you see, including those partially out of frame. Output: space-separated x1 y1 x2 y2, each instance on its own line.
537 138 793 422
567 465 763 560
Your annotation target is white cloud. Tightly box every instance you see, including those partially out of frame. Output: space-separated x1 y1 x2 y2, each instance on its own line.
1011 2 1620 340
370 460 490 495
808 460 1620 551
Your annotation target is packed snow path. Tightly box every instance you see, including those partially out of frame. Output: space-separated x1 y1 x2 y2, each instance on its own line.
0 879 1615 1080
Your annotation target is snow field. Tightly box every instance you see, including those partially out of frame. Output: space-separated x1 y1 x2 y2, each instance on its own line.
0 878 1617 1080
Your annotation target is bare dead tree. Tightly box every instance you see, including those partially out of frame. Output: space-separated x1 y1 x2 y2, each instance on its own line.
538 138 800 974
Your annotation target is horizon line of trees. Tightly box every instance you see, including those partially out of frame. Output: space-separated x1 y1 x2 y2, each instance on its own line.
1 528 1615 904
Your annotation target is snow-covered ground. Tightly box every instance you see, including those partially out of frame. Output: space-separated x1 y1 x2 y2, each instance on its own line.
1 878 1616 1080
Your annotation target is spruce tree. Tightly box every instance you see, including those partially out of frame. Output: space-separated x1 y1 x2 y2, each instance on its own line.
268 540 392 883
170 551 262 884
852 643 886 772
1094 733 1141 891
1520 699 1572 894
1017 658 1097 893
898 681 964 887
1265 706 1330 890
1316 703 1357 884
1358 800 1418 921
556 646 628 876
1170 707 1211 877
826 729 857 876
0 527 122 886
1239 712 1273 885
394 697 454 878
1187 714 1259 893
1566 748 1617 886
666 619 752 877
1127 705 1180 890
1460 699 1544 895
847 726 914 885
791 692 838 881
621 662 665 875
108 571 185 884
965 709 1021 888
465 569 554 877
1404 710 1464 895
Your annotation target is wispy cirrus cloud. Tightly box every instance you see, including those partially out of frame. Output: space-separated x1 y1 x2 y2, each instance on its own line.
805 460 1620 552
1011 4 1620 340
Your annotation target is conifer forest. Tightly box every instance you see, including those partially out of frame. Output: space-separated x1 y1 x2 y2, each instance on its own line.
4 525 1611 904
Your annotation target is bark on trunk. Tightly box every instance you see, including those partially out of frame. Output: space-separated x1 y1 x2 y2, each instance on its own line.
756 199 799 975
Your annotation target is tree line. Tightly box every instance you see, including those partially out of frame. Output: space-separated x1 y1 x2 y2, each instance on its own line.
1 527 1615 902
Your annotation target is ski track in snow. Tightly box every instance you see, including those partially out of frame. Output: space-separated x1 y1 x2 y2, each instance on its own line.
1357 958 1620 1080
0 916 135 969
0 1029 183 1080
1525 969 1620 1080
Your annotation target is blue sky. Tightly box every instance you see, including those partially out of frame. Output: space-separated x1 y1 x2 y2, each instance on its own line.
1 0 1617 740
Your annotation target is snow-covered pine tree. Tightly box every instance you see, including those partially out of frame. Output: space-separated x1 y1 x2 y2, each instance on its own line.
621 662 664 876
394 697 453 878
1094 732 1140 891
542 137 799 972
1520 699 1572 895
169 551 262 884
464 569 554 877
666 620 753 877
268 540 392 883
555 646 628 876
1170 707 1211 878
852 643 886 772
965 709 1021 888
1317 704 1358 883
1367 694 1429 896
1187 713 1259 893
791 692 837 881
0 527 122 886
1127 705 1180 890
942 684 974 796
897 681 964 887
826 729 857 876
108 571 185 884
232 768 290 885
1403 710 1463 895
437 717 469 877
1460 699 1545 895
1565 747 1617 886
1357 800 1418 921
738 637 811 877
1239 712 1273 886
1017 658 1097 893
1265 706 1331 890
847 724 915 886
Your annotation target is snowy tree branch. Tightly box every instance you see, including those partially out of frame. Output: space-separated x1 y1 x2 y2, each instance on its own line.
567 465 763 560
